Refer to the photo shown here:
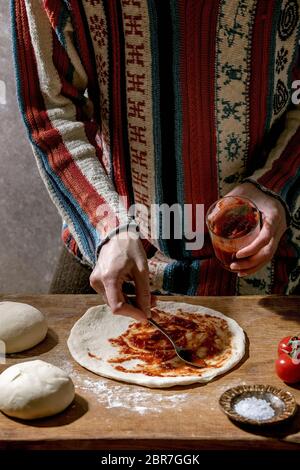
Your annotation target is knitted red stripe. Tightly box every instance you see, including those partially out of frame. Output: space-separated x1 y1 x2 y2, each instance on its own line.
197 259 236 296
68 1 100 97
247 0 275 168
52 31 80 100
54 30 107 174
106 0 130 199
51 28 107 175
272 258 288 294
179 0 219 258
272 232 298 294
42 0 62 30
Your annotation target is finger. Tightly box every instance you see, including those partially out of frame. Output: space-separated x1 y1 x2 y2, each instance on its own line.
236 260 269 277
89 272 107 302
230 238 276 271
104 277 148 322
235 219 274 259
133 266 151 318
97 287 108 304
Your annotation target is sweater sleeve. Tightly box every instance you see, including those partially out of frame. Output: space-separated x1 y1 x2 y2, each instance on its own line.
244 103 300 225
243 45 300 225
11 0 134 267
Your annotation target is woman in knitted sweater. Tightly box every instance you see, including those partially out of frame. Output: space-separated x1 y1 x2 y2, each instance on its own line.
11 0 300 320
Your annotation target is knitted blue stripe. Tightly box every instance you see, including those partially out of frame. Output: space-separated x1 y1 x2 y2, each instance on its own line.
170 0 188 259
187 259 201 296
162 261 177 293
147 0 169 255
34 144 101 262
162 259 200 295
55 5 69 48
55 7 76 110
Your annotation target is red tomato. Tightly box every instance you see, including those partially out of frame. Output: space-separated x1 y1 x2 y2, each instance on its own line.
278 336 294 355
275 353 300 384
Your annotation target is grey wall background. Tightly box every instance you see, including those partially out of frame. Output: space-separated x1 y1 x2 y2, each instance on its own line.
0 2 61 293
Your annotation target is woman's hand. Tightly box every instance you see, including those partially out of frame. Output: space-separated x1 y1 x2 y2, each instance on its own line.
225 183 287 276
90 231 150 322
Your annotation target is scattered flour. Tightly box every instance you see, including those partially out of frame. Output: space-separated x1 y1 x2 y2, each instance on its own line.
77 376 191 414
60 359 190 415
60 359 247 416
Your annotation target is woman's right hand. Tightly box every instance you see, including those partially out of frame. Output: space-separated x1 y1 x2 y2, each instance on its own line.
90 231 151 322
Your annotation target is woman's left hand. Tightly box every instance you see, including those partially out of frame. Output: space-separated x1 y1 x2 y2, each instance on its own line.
225 182 288 277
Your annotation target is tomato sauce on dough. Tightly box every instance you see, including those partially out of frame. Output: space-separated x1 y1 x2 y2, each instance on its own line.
106 309 232 377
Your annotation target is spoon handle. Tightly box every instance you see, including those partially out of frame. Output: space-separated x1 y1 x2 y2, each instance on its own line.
148 318 176 347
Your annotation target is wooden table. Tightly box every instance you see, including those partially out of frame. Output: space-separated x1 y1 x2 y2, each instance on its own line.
0 294 300 450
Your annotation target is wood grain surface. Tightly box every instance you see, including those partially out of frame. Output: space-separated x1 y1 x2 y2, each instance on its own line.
0 294 300 450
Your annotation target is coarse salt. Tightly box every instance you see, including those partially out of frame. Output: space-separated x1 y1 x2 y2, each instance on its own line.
234 397 275 421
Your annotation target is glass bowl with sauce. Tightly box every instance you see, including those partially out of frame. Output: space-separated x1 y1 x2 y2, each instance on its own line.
206 196 261 270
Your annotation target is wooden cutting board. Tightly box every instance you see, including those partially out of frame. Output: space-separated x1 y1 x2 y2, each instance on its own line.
0 294 300 450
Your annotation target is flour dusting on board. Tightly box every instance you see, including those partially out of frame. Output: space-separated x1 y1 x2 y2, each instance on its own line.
78 375 191 415
61 359 190 415
60 359 245 415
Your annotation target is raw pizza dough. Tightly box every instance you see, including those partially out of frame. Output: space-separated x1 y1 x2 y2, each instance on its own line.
0 302 48 353
0 360 75 419
68 301 245 388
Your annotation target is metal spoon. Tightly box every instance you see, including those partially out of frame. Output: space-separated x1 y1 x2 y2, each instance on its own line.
124 295 205 368
148 317 205 369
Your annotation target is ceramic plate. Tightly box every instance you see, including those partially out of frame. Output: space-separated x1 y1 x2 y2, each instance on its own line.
219 384 297 426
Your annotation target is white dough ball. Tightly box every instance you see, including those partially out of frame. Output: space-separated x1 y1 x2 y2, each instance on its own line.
0 360 75 419
0 302 48 353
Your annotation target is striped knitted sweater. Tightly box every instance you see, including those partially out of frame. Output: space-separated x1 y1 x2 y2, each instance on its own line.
11 0 300 295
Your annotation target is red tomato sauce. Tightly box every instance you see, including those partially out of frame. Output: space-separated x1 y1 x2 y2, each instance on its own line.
106 309 232 377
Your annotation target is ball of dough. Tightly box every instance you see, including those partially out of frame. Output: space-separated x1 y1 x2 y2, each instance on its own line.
0 302 48 353
0 360 75 419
